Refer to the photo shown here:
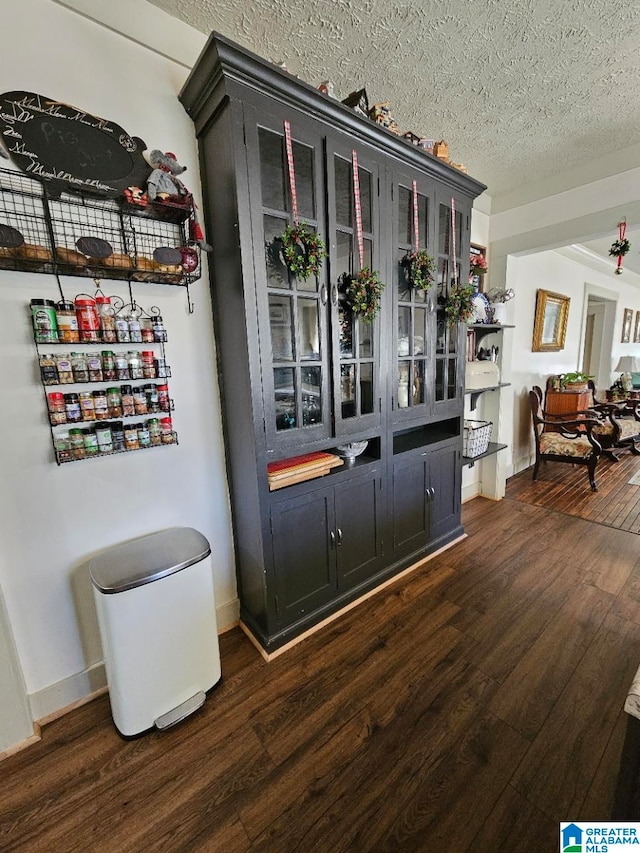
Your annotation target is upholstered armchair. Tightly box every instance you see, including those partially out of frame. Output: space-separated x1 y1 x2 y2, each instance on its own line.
529 390 603 491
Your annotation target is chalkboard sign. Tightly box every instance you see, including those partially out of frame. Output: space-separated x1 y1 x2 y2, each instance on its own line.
76 236 112 258
0 92 152 198
0 224 24 248
153 247 182 266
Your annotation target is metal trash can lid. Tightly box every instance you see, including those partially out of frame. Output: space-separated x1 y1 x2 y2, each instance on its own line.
89 527 211 594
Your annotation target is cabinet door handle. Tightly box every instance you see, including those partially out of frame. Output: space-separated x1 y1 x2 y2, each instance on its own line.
320 284 328 305
331 285 339 307
336 528 343 547
330 530 336 549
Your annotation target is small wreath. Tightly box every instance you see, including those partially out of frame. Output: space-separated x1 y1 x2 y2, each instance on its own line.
280 222 326 279
444 282 475 326
401 249 436 291
609 238 630 258
343 268 385 322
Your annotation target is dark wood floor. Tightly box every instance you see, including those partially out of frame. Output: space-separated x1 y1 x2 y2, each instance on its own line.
507 451 640 534
3 496 640 852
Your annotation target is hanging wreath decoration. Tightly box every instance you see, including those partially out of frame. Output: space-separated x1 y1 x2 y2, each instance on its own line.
402 249 436 291
344 268 384 322
444 282 476 326
279 120 327 280
343 150 385 322
609 219 630 275
401 181 435 291
281 222 326 279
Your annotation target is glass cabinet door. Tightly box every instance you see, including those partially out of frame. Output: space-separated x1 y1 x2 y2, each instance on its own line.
246 110 331 450
433 190 469 416
392 172 434 423
326 141 382 437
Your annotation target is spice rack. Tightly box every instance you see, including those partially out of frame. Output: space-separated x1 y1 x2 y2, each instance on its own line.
0 166 201 291
31 298 179 464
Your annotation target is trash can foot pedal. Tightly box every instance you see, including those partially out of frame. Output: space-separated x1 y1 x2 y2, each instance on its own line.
155 691 206 730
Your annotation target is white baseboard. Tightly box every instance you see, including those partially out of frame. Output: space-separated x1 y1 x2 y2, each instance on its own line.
29 598 240 723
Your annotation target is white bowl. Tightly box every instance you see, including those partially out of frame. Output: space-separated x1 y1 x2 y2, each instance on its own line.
335 440 368 460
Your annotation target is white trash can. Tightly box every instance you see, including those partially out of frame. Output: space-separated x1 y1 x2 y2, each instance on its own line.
90 527 221 736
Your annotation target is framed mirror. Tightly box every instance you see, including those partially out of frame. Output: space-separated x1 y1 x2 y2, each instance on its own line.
532 289 570 352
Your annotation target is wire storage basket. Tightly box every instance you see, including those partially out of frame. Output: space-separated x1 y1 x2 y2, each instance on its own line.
463 419 492 458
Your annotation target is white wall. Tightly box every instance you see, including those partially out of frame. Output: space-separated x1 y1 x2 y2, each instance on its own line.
0 0 236 720
507 251 640 473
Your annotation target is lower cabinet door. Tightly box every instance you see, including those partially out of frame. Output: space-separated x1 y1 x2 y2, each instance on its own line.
270 488 337 628
392 453 430 557
428 442 461 541
335 470 384 592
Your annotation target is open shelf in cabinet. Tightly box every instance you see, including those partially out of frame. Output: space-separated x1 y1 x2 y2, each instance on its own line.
392 418 460 455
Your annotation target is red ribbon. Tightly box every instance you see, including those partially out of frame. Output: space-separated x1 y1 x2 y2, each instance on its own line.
451 198 457 285
352 151 365 271
412 180 419 252
617 219 627 272
284 120 298 224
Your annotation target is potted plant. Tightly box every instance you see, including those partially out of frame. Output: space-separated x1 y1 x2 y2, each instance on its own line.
558 371 594 391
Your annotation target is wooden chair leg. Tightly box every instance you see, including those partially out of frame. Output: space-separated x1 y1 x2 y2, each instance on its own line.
588 458 598 492
532 459 540 481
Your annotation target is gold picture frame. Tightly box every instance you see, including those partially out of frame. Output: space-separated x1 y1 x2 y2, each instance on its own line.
469 243 487 293
634 311 640 344
622 307 634 343
532 289 570 352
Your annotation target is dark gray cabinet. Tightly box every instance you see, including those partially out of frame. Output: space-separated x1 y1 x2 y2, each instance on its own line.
180 32 485 653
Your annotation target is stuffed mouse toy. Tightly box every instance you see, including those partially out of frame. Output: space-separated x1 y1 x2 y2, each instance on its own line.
146 150 212 251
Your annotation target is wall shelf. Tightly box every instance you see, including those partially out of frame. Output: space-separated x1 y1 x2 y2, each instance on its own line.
462 442 508 467
465 382 511 411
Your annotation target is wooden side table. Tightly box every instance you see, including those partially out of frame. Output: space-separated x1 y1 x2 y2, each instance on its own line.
544 389 592 432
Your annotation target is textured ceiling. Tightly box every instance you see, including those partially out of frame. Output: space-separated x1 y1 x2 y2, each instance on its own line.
147 0 640 199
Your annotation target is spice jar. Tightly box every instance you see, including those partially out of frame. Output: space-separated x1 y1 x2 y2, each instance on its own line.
39 354 59 385
64 392 81 423
107 387 123 417
55 301 79 343
127 351 143 380
157 384 170 412
54 433 72 463
144 383 160 413
75 296 100 342
115 314 130 343
142 351 156 379
92 389 109 420
155 356 168 379
124 423 140 451
111 421 125 452
148 418 162 446
55 353 74 384
83 429 99 456
71 352 89 383
47 392 66 425
133 388 148 415
115 353 130 381
137 422 151 448
120 385 135 417
31 299 58 343
151 314 167 342
160 416 174 443
101 351 116 381
140 317 154 343
96 295 117 343
79 391 95 422
69 428 86 460
87 353 103 382
128 312 142 343
95 423 113 454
